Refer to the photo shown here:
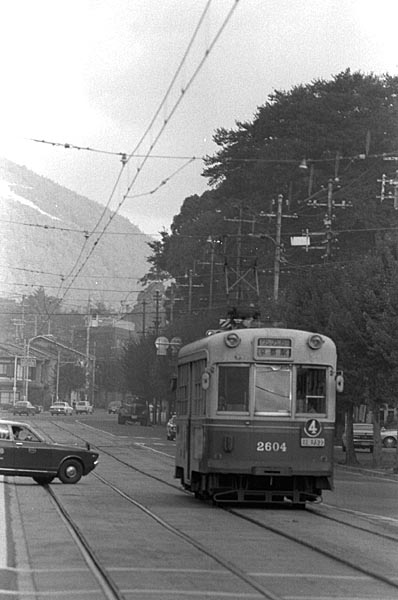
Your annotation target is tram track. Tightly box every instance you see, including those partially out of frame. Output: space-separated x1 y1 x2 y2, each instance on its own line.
45 484 126 600
93 471 284 600
42 419 398 599
307 503 398 543
55 420 398 534
44 451 398 600
226 506 398 593
30 421 284 599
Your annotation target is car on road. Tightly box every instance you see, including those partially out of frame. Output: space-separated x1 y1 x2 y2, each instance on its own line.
13 400 36 416
49 401 73 416
0 419 99 484
107 401 121 414
381 427 397 448
342 423 398 452
75 401 94 415
166 415 176 440
342 423 374 452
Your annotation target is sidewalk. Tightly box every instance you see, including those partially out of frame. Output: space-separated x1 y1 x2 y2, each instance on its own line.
334 446 398 479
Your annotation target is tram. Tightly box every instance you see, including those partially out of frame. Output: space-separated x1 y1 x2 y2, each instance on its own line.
174 327 343 505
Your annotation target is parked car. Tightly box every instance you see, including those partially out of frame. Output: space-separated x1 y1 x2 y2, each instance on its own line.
49 401 73 416
13 400 36 416
75 401 94 415
0 419 99 484
342 423 374 452
381 428 397 448
166 415 176 441
342 423 398 452
107 401 121 414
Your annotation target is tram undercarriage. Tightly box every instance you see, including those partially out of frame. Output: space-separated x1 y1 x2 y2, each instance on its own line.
184 471 331 505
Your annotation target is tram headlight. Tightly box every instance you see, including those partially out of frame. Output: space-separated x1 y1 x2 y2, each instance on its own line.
307 334 324 350
224 332 241 348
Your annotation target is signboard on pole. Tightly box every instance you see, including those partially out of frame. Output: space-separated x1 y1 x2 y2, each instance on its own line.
21 358 36 368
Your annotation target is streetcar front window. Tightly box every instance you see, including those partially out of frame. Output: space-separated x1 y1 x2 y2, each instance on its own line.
296 367 326 414
218 365 249 411
254 366 291 414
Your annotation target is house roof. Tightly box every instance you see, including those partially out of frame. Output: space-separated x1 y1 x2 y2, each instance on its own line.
0 342 25 358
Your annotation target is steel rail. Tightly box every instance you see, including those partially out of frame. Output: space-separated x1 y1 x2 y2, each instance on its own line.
46 485 126 600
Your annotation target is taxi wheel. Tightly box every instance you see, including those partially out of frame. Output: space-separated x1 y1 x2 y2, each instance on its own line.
58 459 83 484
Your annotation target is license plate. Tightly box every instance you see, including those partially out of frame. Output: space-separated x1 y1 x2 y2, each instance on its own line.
301 438 325 447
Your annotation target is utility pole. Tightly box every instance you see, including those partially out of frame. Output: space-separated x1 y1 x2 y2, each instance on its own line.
208 242 215 309
154 291 161 337
85 298 91 402
302 178 349 259
377 170 398 209
325 179 333 260
273 194 283 302
179 268 203 314
261 194 297 301
168 287 183 322
92 342 96 406
224 209 259 305
196 238 223 311
142 299 146 338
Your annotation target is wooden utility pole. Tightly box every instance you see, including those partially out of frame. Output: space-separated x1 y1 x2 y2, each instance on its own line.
85 297 91 402
153 291 161 337
273 194 283 302
142 299 146 338
224 209 259 304
261 194 297 302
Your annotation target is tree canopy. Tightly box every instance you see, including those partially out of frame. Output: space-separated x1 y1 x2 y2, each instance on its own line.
146 71 398 325
136 71 398 436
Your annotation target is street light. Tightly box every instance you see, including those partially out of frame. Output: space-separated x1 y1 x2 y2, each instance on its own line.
154 336 183 420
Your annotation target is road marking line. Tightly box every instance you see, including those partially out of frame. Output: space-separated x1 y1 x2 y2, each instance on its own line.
322 502 398 524
133 442 174 458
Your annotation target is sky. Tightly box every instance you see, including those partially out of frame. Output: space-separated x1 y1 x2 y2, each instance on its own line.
0 0 397 237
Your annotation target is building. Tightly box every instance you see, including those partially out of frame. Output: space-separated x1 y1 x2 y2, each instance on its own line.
0 341 54 409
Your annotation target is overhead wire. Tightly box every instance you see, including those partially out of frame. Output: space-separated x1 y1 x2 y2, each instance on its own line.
55 161 128 299
56 0 240 306
54 1 214 302
27 137 398 165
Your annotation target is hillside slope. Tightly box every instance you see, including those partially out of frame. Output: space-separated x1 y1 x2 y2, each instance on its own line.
0 157 152 308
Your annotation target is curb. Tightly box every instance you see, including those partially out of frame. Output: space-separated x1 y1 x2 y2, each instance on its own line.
335 461 398 480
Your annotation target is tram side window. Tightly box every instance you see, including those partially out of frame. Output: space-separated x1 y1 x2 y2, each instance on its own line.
296 367 326 414
192 359 206 416
218 365 249 412
254 366 291 414
176 363 189 416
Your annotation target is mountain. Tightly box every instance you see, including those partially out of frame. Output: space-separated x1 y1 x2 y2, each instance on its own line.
0 157 153 309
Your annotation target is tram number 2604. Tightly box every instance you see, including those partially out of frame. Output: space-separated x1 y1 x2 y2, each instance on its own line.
256 441 287 452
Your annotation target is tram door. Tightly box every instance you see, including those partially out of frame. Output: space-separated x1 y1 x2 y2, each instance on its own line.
177 361 193 485
182 358 206 485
